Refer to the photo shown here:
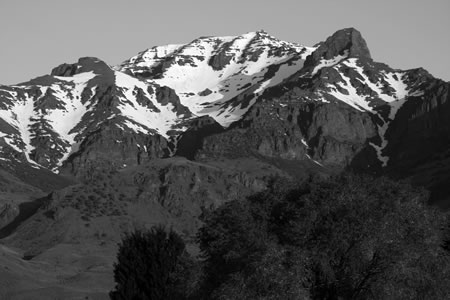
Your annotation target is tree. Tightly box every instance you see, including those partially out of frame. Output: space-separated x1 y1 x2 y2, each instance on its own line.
287 174 450 299
109 226 187 300
197 200 269 296
197 174 450 299
210 243 311 300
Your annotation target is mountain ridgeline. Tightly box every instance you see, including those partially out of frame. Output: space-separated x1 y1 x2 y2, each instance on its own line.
1 28 448 203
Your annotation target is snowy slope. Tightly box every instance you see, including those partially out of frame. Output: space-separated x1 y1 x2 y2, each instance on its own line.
117 31 315 127
314 57 425 166
0 30 432 171
0 72 98 168
0 32 315 170
114 70 190 138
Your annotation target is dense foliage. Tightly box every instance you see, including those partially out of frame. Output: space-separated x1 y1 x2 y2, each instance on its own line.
197 174 450 299
110 174 450 299
109 226 189 300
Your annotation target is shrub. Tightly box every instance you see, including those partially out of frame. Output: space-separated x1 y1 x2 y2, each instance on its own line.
110 226 188 300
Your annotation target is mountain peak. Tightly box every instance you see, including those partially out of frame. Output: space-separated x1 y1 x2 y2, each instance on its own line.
305 28 371 68
51 57 111 77
324 27 371 59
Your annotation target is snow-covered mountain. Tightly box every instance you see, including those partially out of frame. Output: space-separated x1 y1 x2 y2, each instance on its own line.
116 31 315 126
0 31 315 171
0 28 448 195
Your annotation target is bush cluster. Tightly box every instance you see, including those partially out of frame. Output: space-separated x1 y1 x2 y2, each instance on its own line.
111 174 450 299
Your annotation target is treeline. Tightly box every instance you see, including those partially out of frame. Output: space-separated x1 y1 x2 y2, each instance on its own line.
110 174 450 300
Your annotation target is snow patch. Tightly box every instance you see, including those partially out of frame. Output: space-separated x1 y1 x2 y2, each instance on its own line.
115 71 183 138
301 138 309 148
328 71 373 112
340 59 423 167
306 154 323 167
312 50 349 76
0 92 36 162
369 121 390 167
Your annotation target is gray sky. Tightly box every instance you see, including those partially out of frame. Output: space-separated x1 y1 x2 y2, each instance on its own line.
1 0 449 84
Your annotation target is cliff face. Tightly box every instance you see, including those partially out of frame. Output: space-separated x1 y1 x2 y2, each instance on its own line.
304 28 372 69
386 79 450 170
189 98 377 169
382 79 450 206
59 123 170 179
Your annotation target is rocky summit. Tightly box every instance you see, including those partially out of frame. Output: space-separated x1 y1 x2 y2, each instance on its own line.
0 28 449 298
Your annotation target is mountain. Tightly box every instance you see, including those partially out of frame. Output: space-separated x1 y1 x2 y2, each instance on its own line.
0 28 449 298
0 31 314 174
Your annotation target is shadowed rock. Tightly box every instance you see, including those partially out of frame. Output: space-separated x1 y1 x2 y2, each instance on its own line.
305 28 371 69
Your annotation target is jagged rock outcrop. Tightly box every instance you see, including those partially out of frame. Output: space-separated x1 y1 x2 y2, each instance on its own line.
304 28 371 69
208 39 235 70
60 125 170 180
183 93 377 168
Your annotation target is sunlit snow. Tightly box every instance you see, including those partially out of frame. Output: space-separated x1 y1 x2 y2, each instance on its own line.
327 71 374 112
312 50 349 76
115 71 186 138
337 59 423 167
118 31 316 128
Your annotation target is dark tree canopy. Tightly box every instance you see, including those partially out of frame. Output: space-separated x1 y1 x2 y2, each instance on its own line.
108 174 450 300
109 226 187 300
197 174 450 299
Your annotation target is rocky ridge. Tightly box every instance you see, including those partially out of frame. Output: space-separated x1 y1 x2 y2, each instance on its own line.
1 28 441 178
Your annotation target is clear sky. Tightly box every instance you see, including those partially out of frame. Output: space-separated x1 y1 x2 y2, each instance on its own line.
1 0 449 84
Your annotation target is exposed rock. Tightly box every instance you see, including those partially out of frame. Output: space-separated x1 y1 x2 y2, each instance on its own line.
0 201 19 229
51 57 111 77
176 116 224 159
384 79 450 204
208 40 235 70
186 96 377 169
60 125 169 180
198 88 213 96
50 63 78 77
155 85 191 116
304 28 371 69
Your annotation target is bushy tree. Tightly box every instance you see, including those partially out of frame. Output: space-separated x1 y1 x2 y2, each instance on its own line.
284 175 450 299
211 243 311 300
197 200 269 296
197 174 450 299
109 226 188 300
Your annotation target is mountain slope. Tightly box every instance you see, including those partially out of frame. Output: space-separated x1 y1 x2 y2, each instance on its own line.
116 31 315 126
0 28 448 200
1 28 443 177
0 27 448 197
0 31 315 174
